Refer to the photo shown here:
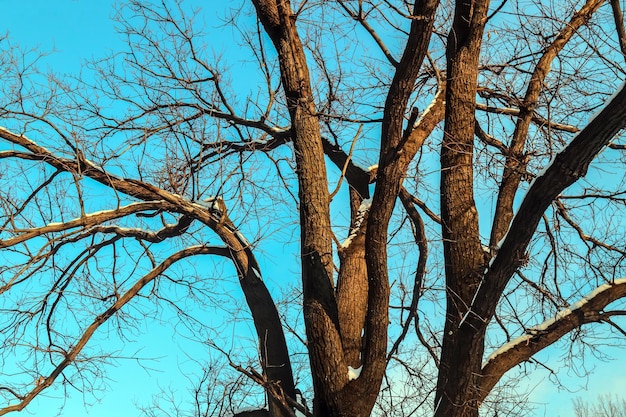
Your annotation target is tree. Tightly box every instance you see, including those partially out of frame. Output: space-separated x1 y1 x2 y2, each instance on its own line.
574 394 626 417
1 0 626 416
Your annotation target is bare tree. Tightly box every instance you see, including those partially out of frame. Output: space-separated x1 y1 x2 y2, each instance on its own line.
574 394 626 417
1 0 626 416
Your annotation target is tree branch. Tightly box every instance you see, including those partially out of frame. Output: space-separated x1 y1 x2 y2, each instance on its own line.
480 278 626 400
478 80 626 328
0 245 223 416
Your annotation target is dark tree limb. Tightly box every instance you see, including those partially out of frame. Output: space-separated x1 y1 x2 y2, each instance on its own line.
481 81 626 320
489 0 605 248
388 187 429 362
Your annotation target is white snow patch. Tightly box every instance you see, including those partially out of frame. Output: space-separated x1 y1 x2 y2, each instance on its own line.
341 198 372 249
193 196 223 213
416 88 444 124
43 202 164 229
347 365 363 380
251 267 262 280
294 391 308 417
367 164 378 172
483 277 626 367
234 230 249 246
229 406 269 416
83 158 105 172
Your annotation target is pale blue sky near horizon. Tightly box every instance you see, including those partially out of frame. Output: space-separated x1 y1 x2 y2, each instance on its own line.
1 1 626 417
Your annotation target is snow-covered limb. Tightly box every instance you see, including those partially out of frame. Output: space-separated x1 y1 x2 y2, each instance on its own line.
480 278 626 401
483 277 626 368
234 230 250 246
341 198 372 249
416 88 445 125
0 201 167 249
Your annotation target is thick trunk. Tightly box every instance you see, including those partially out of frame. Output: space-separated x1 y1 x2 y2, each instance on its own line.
436 1 491 416
337 189 369 368
251 1 347 415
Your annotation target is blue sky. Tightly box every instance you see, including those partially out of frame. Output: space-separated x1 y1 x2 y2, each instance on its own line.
1 1 626 417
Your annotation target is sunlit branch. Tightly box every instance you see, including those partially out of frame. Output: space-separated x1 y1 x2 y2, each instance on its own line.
336 2 399 67
0 201 169 249
475 103 579 133
555 199 626 256
609 0 626 62
84 215 193 243
388 187 436 365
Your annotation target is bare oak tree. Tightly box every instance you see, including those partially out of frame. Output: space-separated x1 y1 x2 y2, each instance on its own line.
1 0 626 416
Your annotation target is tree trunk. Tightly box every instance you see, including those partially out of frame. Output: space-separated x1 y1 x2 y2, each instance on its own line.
435 0 491 416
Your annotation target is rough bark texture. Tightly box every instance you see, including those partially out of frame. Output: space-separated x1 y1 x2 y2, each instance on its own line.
362 0 440 414
6 1 626 416
337 189 369 368
252 0 441 415
480 279 626 402
436 0 491 416
476 81 626 317
252 1 347 415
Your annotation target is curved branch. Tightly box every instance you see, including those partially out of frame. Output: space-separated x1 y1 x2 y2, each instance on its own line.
489 0 605 247
361 0 439 395
208 202 297 415
0 201 169 249
0 244 225 416
388 187 431 363
480 278 626 400
481 81 626 319
336 2 399 67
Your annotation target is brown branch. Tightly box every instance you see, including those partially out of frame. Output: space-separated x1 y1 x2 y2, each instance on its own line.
85 215 193 243
329 125 363 200
363 0 439 400
208 201 297 413
336 2 399 67
474 119 507 153
0 245 224 416
610 0 626 62
475 102 580 133
489 0 605 248
480 278 626 401
388 187 433 364
555 199 626 256
0 201 169 249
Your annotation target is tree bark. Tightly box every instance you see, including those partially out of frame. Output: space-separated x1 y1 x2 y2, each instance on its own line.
251 1 346 415
436 0 491 416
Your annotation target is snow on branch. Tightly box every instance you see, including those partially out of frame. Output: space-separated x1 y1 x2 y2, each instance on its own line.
483 277 626 367
0 201 167 249
341 198 372 249
347 365 363 380
479 278 626 400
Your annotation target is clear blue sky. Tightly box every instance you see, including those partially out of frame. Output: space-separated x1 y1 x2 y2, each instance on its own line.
1 1 625 417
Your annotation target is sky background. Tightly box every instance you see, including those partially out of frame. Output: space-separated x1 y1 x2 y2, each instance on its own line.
1 1 625 416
